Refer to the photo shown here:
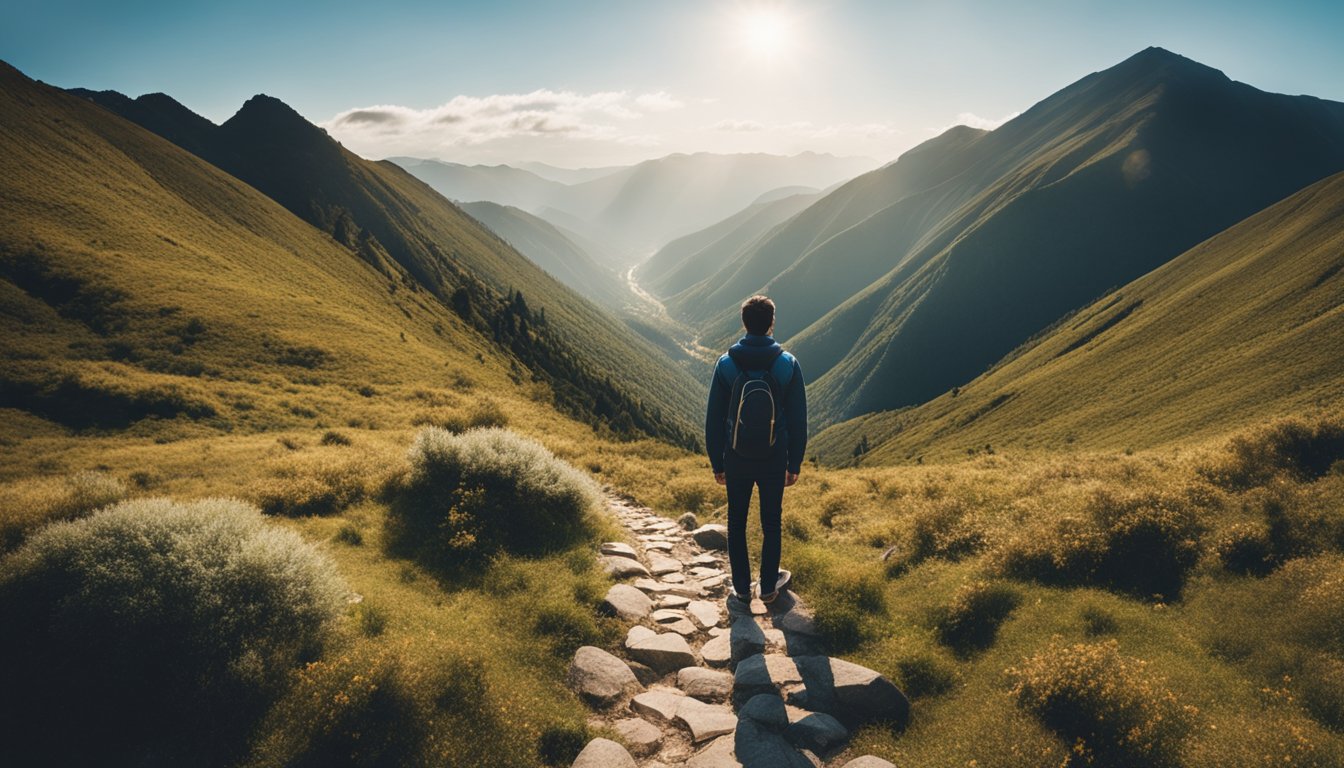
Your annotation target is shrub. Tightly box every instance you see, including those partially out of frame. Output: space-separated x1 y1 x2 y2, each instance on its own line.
1216 523 1275 575
933 580 1021 655
884 496 986 573
1204 415 1344 489
668 474 715 514
538 724 587 766
1010 640 1196 767
0 470 127 551
334 523 364 546
253 451 376 517
793 548 888 653
320 429 352 446
996 487 1206 600
387 428 601 568
0 497 346 766
1080 603 1119 636
894 652 957 699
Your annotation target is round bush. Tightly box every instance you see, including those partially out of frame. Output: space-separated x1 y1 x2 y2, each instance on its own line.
1010 640 1195 767
933 580 1021 655
0 497 347 766
389 427 602 566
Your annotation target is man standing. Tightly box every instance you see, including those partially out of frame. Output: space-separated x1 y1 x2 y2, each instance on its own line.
705 295 807 604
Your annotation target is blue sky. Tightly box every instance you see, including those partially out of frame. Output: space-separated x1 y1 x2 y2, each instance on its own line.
6 0 1342 166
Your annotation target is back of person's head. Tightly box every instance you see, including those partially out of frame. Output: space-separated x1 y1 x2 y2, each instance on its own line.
741 295 775 336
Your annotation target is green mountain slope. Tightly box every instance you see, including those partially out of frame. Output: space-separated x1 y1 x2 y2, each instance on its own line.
0 63 514 434
460 201 632 308
669 124 989 339
813 169 1344 464
60 78 701 445
768 47 1344 424
636 190 822 298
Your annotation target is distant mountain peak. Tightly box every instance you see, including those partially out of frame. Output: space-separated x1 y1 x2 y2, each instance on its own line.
1108 46 1229 85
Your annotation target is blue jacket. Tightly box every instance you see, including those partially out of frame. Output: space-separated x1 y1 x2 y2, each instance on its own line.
705 334 807 474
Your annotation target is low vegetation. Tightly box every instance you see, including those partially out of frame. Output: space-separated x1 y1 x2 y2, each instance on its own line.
0 498 346 766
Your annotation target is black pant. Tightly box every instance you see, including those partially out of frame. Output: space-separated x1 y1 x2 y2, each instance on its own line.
725 452 785 597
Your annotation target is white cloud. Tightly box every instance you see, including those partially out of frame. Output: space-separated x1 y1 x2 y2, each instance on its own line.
944 111 1021 131
713 118 765 132
634 91 685 111
323 89 685 157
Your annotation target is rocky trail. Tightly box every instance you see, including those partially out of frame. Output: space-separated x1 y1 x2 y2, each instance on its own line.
568 492 910 768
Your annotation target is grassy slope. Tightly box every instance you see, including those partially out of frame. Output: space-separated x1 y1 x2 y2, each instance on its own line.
813 169 1344 465
460 200 633 308
72 87 703 445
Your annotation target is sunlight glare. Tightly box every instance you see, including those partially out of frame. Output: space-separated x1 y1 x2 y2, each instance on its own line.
739 6 794 62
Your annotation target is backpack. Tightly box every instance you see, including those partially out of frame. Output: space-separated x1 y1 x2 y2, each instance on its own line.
726 348 786 460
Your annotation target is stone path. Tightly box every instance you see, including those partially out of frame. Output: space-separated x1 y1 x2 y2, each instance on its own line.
569 491 909 768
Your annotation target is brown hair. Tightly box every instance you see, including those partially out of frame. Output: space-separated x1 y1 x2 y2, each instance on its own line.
740 295 775 336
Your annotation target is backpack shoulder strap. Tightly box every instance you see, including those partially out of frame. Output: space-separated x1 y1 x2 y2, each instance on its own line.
769 350 793 389
718 355 738 387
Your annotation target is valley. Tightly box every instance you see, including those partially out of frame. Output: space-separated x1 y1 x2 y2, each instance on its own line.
3 34 1344 768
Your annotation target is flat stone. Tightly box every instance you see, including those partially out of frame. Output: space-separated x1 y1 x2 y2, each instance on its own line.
730 616 767 666
700 632 731 668
698 574 728 589
600 542 639 560
633 578 673 593
690 567 724 579
691 524 729 550
691 553 721 566
840 758 896 768
687 600 723 629
626 626 657 647
646 541 674 552
651 521 679 532
603 584 653 620
628 633 697 674
708 626 728 637
662 573 687 584
667 581 707 598
613 717 662 757
631 689 686 723
603 557 650 579
734 654 803 705
676 698 738 743
653 609 689 623
739 693 788 728
571 737 637 768
659 595 691 608
734 719 814 768
678 512 699 530
764 628 787 651
686 735 741 768
663 618 700 636
677 667 733 702
775 609 820 637
568 646 642 707
786 706 848 754
649 554 683 575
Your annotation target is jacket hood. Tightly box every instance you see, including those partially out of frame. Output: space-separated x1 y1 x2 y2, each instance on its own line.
728 334 783 369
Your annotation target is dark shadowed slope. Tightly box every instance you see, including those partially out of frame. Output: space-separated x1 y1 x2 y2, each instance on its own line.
732 47 1344 424
460 201 632 308
813 169 1344 464
69 85 703 444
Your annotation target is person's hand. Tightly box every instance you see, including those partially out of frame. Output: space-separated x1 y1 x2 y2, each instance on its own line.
714 472 726 486
785 471 799 487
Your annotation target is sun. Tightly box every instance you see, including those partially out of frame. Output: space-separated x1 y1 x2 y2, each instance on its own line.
738 7 794 62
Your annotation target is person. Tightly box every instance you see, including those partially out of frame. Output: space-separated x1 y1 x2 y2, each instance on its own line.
705 295 807 604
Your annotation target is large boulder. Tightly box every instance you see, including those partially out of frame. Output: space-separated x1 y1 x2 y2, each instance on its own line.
603 584 652 620
571 737 637 768
627 633 697 674
568 646 642 707
785 707 848 754
700 632 731 668
734 718 815 768
729 616 767 666
691 524 729 551
827 657 910 727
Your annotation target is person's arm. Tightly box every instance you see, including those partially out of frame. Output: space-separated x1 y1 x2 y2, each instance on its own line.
705 359 728 477
786 358 807 477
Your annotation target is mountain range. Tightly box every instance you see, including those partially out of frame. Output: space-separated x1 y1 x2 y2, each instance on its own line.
646 47 1344 428
39 69 702 445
